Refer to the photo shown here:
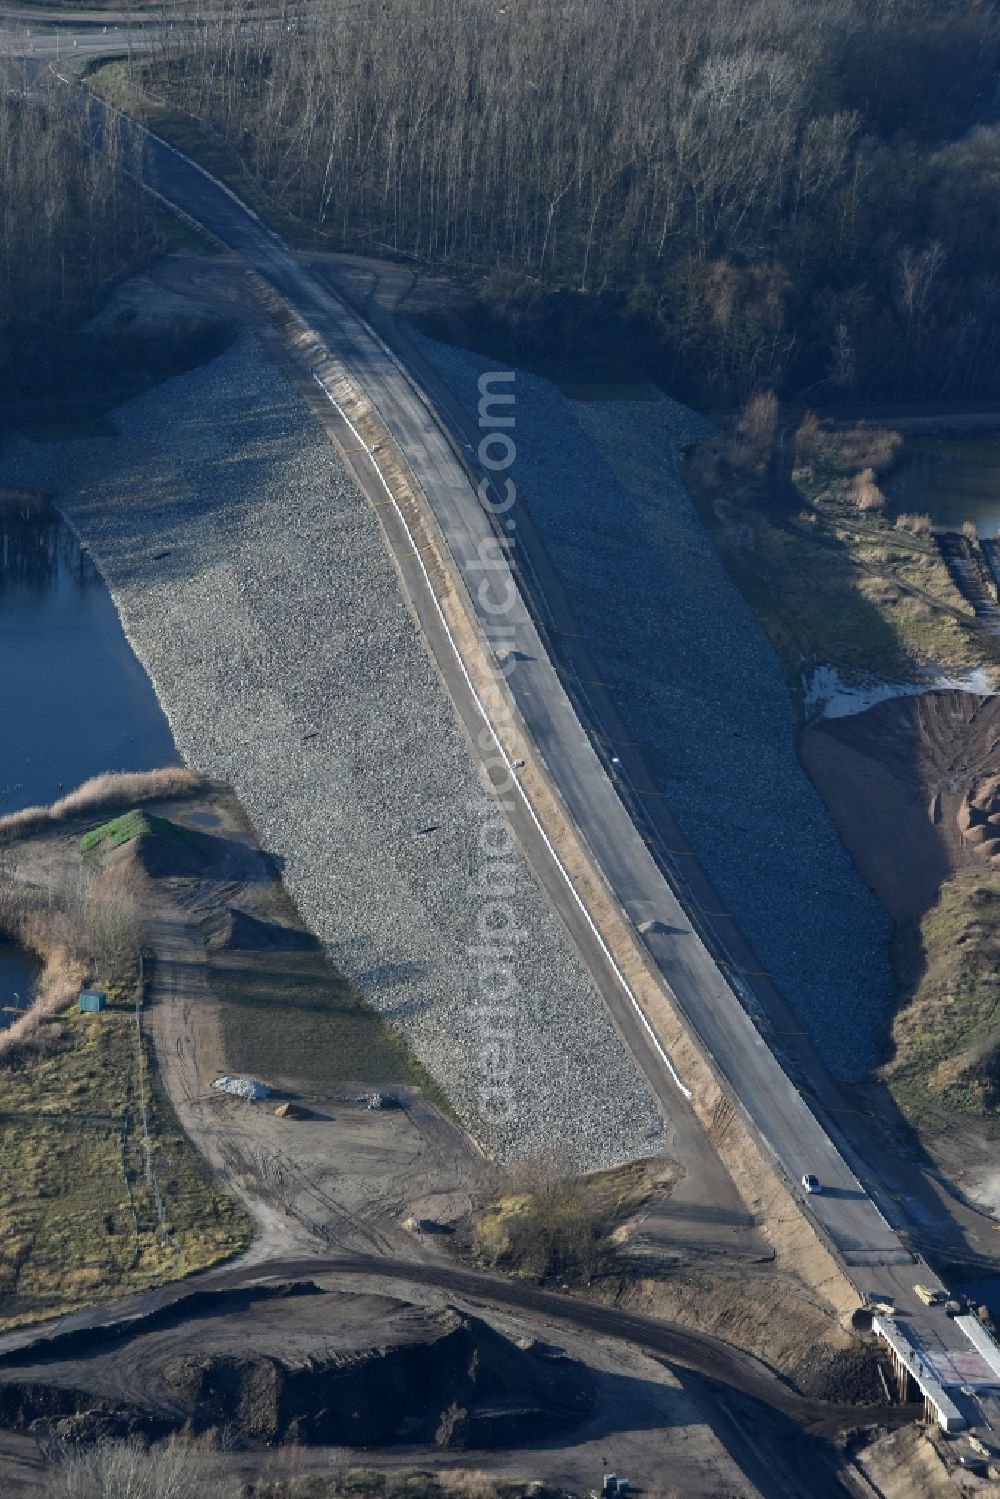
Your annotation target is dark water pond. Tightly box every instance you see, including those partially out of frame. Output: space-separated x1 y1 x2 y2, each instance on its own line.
0 939 41 1032
957 1276 1000 1319
0 493 179 816
887 433 1000 535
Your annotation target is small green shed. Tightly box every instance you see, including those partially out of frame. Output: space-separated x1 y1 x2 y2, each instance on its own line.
78 989 108 1014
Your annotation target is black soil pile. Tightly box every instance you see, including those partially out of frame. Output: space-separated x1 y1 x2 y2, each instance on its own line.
0 1301 594 1451
160 1309 593 1447
206 908 318 953
791 1343 889 1405
0 1381 168 1446
83 809 214 879
109 824 211 880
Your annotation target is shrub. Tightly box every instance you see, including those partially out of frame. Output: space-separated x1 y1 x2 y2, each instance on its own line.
894 511 932 536
474 1147 603 1280
852 466 886 513
47 1437 226 1499
814 422 902 475
794 410 822 464
726 388 779 472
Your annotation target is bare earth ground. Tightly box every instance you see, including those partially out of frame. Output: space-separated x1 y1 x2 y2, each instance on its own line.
856 1424 956 1499
0 256 936 1491
2 792 766 1498
0 778 886 1495
801 690 1000 1211
14 787 488 1265
0 1287 761 1499
800 690 1000 924
81 782 765 1272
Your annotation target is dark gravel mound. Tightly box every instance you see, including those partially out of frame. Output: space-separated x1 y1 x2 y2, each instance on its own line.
792 1343 888 1405
105 826 210 880
206 907 318 953
159 1308 593 1448
0 1297 593 1452
0 1380 169 1444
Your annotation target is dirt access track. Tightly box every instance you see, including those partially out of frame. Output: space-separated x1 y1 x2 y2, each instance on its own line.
5 778 762 1277
0 783 916 1499
13 784 487 1265
0 1261 922 1499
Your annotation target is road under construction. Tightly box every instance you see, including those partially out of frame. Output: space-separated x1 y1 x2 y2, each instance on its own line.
2 7 1000 1477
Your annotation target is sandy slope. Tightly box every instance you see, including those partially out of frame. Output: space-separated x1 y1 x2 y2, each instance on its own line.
801 689 1000 921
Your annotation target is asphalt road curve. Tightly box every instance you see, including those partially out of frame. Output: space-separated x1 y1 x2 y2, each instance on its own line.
137 112 911 1264
69 86 909 1268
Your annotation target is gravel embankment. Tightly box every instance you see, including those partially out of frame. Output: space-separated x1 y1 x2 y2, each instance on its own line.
0 335 665 1167
410 333 893 1079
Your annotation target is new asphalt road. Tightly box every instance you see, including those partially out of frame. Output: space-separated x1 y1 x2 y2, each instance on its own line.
4 21 999 1439
6 36 987 1316
108 120 913 1273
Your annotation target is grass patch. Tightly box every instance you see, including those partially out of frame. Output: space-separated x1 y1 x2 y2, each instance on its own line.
882 873 1000 1129
80 808 211 859
154 206 212 255
0 1004 250 1331
209 945 449 1107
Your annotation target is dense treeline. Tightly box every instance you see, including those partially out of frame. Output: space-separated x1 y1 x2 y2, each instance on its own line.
0 69 150 397
155 0 1000 401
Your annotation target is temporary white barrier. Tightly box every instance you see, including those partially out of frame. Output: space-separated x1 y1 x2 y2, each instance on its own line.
873 1316 966 1432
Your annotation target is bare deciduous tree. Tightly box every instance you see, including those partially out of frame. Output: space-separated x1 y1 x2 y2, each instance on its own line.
47 1436 229 1499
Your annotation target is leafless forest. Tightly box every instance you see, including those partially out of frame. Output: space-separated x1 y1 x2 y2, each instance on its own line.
1 0 999 403
0 72 149 387
155 0 1000 400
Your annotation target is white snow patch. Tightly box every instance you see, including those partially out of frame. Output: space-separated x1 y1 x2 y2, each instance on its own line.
213 1076 271 1100
804 664 995 721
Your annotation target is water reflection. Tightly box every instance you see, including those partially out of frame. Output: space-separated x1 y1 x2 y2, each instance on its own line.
0 492 180 816
887 434 1000 536
0 939 41 1033
0 492 92 593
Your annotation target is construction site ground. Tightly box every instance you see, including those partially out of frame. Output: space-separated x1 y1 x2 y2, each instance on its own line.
0 776 917 1496
11 784 487 1265
3 243 990 1494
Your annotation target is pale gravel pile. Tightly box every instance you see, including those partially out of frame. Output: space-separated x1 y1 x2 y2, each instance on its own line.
411 332 894 1080
0 335 665 1168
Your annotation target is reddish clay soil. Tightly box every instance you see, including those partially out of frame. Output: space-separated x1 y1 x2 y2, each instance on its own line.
800 690 1000 922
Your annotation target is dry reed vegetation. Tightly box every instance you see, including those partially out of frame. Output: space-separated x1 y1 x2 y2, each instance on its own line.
0 866 140 1062
688 404 989 680
726 388 780 473
0 767 204 841
894 512 933 536
473 1150 675 1282
0 847 146 1063
47 1443 549 1499
794 416 902 478
0 768 200 1060
0 776 252 1327
852 467 886 514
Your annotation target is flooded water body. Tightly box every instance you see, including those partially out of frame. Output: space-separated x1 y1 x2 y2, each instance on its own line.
0 939 41 1031
887 433 1000 535
0 492 179 817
